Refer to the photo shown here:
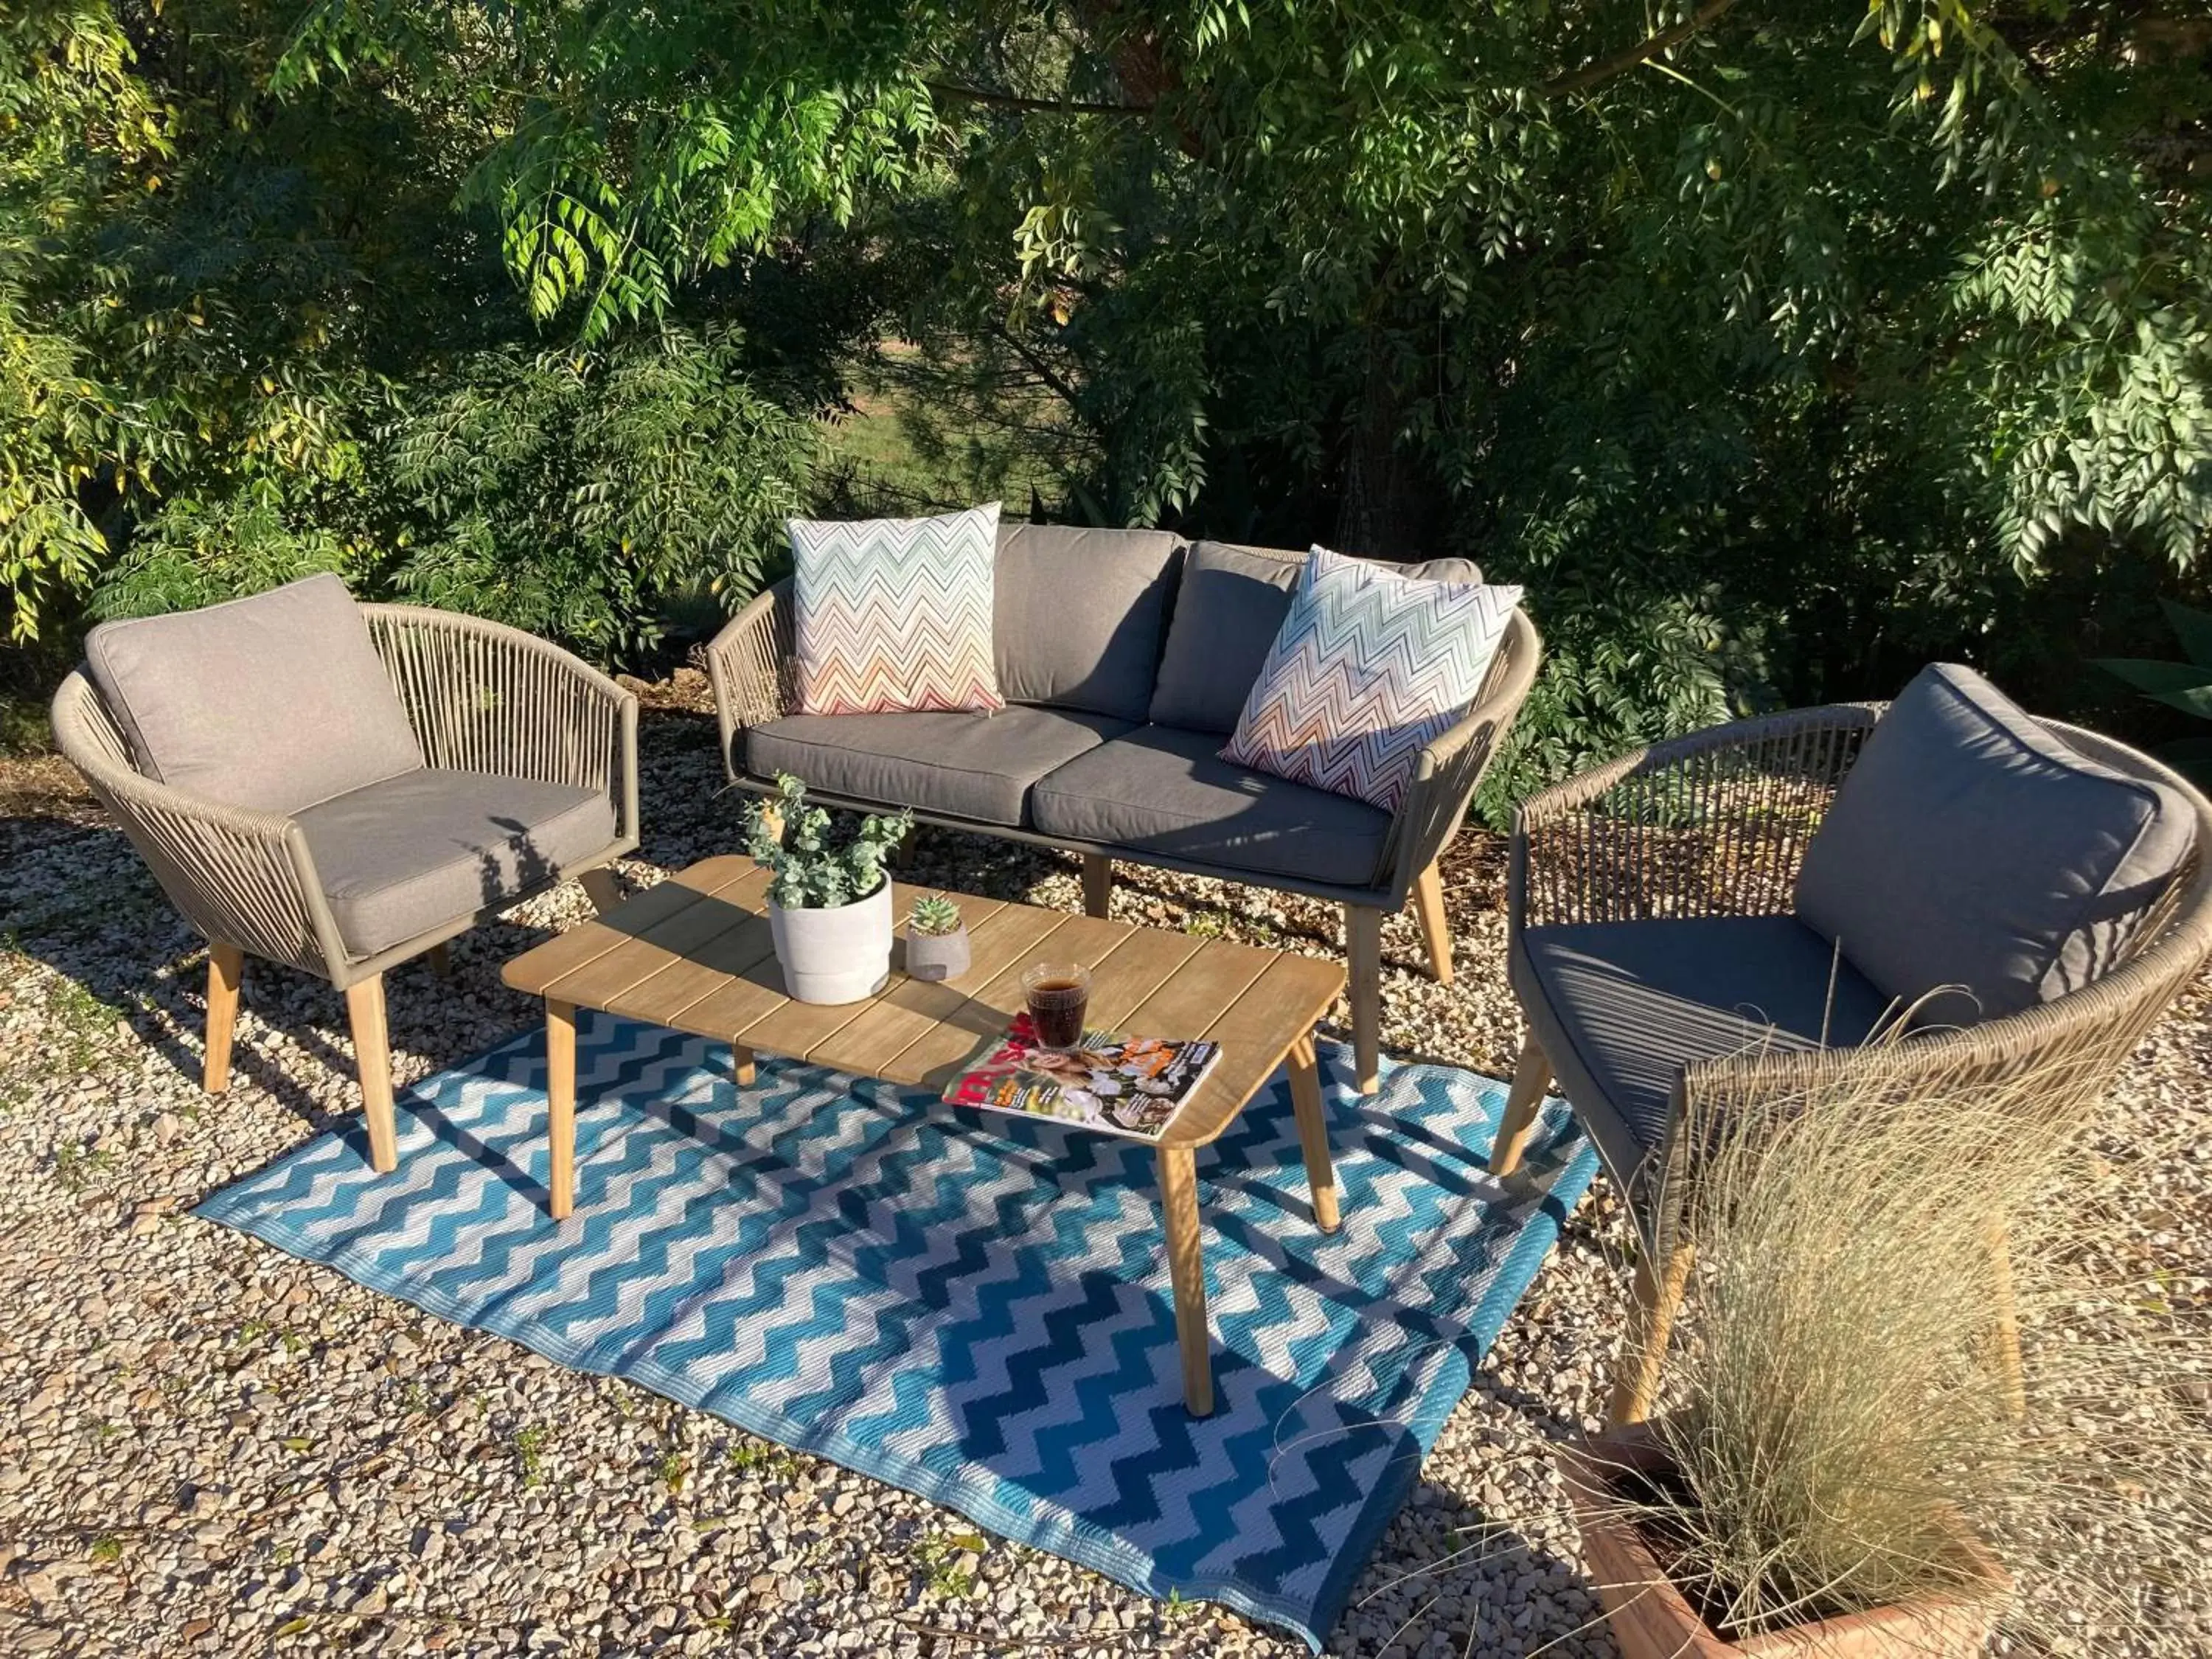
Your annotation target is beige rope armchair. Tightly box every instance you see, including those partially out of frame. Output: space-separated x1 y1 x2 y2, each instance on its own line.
54 585 639 1172
1482 695 2212 1424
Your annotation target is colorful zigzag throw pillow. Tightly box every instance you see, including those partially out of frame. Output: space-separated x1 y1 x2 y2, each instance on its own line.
790 504 1006 717
1221 547 1521 813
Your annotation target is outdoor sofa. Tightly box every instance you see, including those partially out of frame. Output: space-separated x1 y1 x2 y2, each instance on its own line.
707 524 1543 1092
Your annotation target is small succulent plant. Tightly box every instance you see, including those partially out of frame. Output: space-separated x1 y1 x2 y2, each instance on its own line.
908 894 964 937
742 773 913 911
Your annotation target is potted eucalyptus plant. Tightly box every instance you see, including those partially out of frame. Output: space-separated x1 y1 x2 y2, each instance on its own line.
904 894 970 982
743 773 913 1005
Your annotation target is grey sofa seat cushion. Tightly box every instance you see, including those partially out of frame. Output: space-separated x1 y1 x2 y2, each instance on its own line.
1030 724 1395 888
296 769 616 957
745 707 1133 827
1795 663 2195 1029
994 523 1183 722
85 573 425 815
1148 541 1485 734
1510 914 1894 1194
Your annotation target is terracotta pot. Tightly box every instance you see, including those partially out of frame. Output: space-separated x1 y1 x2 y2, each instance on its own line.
905 923 970 983
768 879 893 1004
1559 1419 2009 1659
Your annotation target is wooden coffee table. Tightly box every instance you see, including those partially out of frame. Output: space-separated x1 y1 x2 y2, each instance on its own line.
501 855 1347 1416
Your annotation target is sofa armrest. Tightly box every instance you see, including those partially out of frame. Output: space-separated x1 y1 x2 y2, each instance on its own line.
51 673 347 978
704 578 797 784
1509 703 1880 936
1382 608 1544 905
361 605 640 844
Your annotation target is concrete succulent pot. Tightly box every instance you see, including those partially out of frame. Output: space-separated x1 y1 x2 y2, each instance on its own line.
1559 1419 2008 1659
904 922 971 983
768 878 893 1004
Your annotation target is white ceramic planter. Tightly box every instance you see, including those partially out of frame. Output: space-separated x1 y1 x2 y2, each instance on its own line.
768 879 894 1004
905 924 971 983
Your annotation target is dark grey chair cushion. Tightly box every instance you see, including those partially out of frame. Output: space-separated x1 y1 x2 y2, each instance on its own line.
1147 541 1485 734
84 573 425 815
296 770 616 957
994 523 1183 723
745 707 1133 827
1030 724 1395 888
1511 914 1894 1194
1794 663 2195 1029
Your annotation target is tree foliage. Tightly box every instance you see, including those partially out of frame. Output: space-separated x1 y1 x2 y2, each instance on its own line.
5 0 2210 794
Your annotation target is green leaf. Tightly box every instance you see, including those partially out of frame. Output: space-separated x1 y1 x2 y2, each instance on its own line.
2093 658 2212 701
2159 602 2212 671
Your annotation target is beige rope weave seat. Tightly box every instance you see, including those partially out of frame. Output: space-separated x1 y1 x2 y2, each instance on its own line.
1484 675 2212 1425
52 576 639 1172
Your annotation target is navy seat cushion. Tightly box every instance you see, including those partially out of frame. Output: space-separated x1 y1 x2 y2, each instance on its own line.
297 769 615 957
745 707 1131 827
1510 914 1894 1196
1030 724 1394 889
1794 663 2194 1029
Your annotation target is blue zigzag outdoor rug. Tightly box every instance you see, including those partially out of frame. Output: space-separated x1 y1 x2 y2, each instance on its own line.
199 1014 1594 1650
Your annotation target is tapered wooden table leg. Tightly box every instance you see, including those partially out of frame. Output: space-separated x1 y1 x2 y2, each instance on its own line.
731 1043 757 1088
1158 1146 1213 1416
204 943 243 1095
546 998 577 1220
1286 1034 1339 1232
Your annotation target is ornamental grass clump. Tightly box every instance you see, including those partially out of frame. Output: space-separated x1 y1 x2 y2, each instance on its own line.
1589 1046 2212 1653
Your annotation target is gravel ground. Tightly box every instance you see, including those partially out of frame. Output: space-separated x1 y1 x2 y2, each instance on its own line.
1 681 2204 1658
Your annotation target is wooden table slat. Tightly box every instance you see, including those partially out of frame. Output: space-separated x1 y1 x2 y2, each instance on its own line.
501 858 759 995
1165 953 1346 1147
1116 937 1280 1045
545 866 774 1009
883 913 1150 1088
811 902 1071 1079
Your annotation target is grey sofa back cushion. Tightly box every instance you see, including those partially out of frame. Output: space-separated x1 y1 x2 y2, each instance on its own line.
993 523 1183 722
1147 541 1485 734
84 573 425 815
1794 662 2195 1029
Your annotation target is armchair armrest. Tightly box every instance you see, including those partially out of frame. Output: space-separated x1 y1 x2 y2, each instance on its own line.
361 605 639 845
703 578 796 785
1381 608 1544 905
1509 703 1881 933
50 674 346 979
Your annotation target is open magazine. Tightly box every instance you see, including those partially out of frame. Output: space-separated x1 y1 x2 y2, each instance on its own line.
941 1012 1222 1142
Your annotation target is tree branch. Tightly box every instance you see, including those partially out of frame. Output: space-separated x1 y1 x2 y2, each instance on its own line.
1542 0 1742 99
925 81 1152 118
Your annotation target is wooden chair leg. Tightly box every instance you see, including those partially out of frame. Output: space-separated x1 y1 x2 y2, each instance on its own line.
577 866 622 917
1487 1036 1553 1178
344 973 399 1174
1286 1034 1340 1232
1346 904 1382 1094
1610 1240 1694 1426
1081 852 1113 919
204 944 244 1096
731 1044 757 1088
427 942 452 979
1412 861 1453 985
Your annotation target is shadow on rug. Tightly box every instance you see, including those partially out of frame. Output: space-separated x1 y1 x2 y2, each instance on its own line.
199 1015 1595 1650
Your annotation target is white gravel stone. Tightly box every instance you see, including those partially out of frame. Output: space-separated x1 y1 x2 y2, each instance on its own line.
2 693 2202 1658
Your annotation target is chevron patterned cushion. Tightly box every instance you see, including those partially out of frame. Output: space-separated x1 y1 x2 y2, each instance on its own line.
790 504 1005 716
1220 547 1521 813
